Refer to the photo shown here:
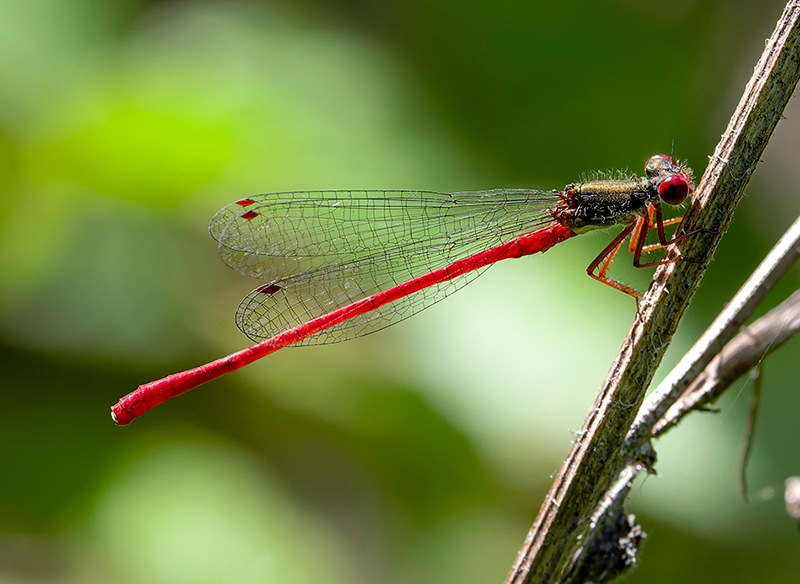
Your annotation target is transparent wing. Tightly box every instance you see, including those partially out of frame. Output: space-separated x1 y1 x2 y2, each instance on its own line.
209 189 559 344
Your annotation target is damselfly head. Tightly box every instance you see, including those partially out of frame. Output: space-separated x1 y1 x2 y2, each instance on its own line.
645 154 694 206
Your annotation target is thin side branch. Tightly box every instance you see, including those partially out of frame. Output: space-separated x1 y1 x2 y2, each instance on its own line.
628 213 800 448
652 289 800 437
506 3 800 583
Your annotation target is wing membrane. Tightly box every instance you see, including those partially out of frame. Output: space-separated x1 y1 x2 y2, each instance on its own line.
209 189 558 344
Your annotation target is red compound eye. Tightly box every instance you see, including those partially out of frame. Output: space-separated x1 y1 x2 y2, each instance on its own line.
658 174 691 205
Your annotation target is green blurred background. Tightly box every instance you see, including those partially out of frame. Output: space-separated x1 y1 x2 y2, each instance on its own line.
1 0 799 582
